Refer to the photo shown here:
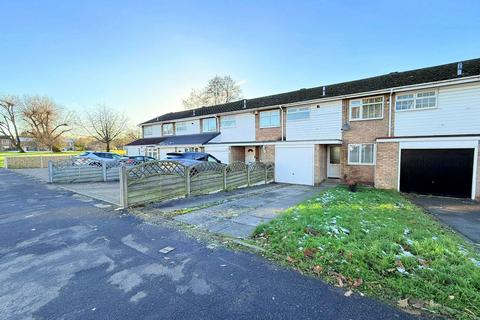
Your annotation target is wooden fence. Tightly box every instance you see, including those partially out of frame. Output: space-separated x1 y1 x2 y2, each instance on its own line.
121 160 274 207
4 155 73 169
49 158 124 183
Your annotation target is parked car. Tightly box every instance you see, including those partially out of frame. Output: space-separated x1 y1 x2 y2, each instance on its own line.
163 152 222 166
76 151 122 166
122 155 157 165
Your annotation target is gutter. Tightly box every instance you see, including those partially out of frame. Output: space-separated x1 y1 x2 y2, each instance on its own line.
388 88 393 136
279 105 285 141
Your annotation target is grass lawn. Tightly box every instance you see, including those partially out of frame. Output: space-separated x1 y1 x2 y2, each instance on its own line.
0 150 125 168
253 186 480 319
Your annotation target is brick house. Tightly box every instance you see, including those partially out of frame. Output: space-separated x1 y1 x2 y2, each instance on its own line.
126 58 480 200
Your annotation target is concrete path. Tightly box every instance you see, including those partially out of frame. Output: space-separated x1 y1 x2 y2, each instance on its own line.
0 169 418 320
174 182 337 238
12 168 121 206
410 195 480 245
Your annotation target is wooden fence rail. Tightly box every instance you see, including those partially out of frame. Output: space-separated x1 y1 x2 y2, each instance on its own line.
120 160 275 207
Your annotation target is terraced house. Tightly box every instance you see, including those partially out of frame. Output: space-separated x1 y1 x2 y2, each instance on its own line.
126 58 480 200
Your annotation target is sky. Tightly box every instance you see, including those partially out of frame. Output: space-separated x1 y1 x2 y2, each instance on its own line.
0 0 479 126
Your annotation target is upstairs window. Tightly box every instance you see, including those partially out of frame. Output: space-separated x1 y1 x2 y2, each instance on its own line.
259 110 280 128
220 116 236 129
349 97 384 120
287 107 310 121
175 122 187 133
143 126 153 137
202 118 217 132
348 143 375 165
396 91 437 111
162 123 173 135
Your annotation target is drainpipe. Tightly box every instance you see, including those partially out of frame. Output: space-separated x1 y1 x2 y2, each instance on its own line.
388 88 393 137
279 106 285 141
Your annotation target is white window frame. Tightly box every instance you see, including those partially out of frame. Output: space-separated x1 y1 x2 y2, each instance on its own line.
202 118 217 132
175 121 187 133
162 123 173 136
259 110 280 128
287 106 310 121
395 90 437 112
220 116 236 129
143 126 153 137
349 96 384 121
347 143 376 165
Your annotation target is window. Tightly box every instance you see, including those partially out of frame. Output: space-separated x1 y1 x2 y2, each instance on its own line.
143 126 153 137
287 107 310 121
259 110 280 128
162 123 173 135
349 97 384 120
202 118 217 132
220 116 236 128
348 143 375 165
395 91 437 111
175 122 187 133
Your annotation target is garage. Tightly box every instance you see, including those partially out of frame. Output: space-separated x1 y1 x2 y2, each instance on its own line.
400 148 475 198
204 145 230 164
275 144 314 185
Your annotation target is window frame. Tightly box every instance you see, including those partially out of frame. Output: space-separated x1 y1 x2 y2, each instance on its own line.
347 143 376 165
259 110 280 128
220 116 236 129
175 121 187 133
395 90 438 112
202 117 217 133
287 106 311 121
349 96 384 121
162 123 174 136
143 126 153 137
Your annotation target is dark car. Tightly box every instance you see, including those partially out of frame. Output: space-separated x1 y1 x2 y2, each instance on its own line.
123 155 157 165
163 152 221 166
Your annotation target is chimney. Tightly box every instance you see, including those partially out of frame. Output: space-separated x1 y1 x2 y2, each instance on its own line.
322 86 326 96
457 62 463 76
243 99 247 109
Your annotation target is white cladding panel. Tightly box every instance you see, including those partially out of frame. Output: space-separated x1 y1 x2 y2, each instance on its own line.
274 144 314 185
395 83 480 136
204 145 230 164
125 146 141 156
143 124 162 138
286 101 342 141
175 120 200 135
217 113 255 142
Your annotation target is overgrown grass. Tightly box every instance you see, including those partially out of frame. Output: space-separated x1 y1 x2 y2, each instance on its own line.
0 150 125 167
253 186 480 319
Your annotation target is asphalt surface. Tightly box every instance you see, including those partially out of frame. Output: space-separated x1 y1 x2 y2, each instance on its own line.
0 170 419 320
409 194 480 244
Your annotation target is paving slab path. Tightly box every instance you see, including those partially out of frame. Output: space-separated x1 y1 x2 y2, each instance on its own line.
0 170 420 320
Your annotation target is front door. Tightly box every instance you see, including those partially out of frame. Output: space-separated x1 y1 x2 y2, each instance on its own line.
245 147 256 163
327 145 341 178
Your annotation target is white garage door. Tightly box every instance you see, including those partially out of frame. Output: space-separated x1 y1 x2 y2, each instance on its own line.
159 147 176 159
204 146 230 164
275 144 314 185
125 146 141 156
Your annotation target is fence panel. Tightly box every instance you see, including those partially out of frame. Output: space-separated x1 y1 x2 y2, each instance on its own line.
226 162 248 190
126 160 187 206
50 158 105 183
266 162 275 182
249 162 266 185
5 155 73 169
189 162 226 196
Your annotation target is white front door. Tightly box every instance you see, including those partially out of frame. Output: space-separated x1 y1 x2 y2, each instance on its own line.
245 147 256 163
327 145 341 178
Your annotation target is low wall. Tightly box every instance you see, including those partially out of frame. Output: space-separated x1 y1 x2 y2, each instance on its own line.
4 155 73 169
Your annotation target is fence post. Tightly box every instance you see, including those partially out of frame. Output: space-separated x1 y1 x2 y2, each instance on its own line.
48 160 53 183
247 163 251 187
40 156 44 168
119 165 128 208
102 161 107 182
185 166 191 197
4 157 8 169
223 166 227 190
264 164 268 184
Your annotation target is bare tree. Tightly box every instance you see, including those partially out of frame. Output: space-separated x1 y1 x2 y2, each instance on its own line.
83 105 128 152
183 75 243 109
0 96 25 152
21 96 72 152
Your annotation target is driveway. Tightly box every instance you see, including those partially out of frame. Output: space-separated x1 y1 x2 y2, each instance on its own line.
145 182 336 238
409 195 480 244
0 170 417 320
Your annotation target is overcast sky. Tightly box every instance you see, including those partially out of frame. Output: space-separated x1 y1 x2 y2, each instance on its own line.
1 0 479 126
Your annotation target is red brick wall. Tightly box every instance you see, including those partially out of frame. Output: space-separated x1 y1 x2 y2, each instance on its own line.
259 145 275 163
374 142 399 190
314 145 327 185
255 109 285 141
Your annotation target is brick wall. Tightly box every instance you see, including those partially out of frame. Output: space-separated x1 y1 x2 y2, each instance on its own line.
255 109 285 141
374 142 399 190
341 94 392 184
259 145 275 163
314 145 327 185
229 146 245 162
